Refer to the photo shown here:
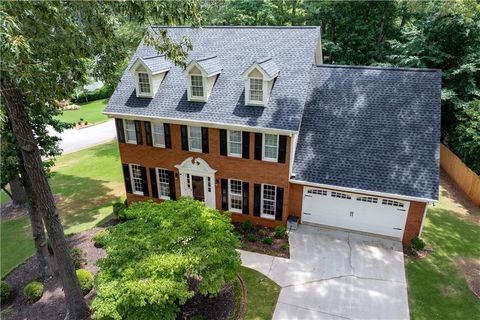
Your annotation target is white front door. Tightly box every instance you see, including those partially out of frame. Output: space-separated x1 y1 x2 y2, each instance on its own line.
302 187 409 239
175 157 216 208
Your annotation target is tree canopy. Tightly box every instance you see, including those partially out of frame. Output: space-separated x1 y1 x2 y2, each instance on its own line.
91 199 241 320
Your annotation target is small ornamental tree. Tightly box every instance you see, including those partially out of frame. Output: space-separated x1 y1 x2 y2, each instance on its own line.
91 198 241 320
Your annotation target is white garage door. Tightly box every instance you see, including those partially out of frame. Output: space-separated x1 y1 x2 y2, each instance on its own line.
302 187 410 239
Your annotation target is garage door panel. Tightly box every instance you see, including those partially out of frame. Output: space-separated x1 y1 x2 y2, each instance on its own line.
302 188 409 239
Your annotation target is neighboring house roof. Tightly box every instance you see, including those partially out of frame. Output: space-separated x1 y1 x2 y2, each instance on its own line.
105 26 320 132
192 55 222 76
292 65 441 201
130 55 171 74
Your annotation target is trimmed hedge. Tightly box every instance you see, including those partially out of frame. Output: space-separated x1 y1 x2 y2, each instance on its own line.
76 269 94 295
74 86 113 104
24 281 44 303
1 281 11 304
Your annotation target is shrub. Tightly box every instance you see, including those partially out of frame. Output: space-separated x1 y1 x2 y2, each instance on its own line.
410 237 426 251
1 281 11 304
259 229 269 237
73 86 113 104
241 220 253 232
247 233 257 242
275 225 286 239
76 269 94 295
70 248 87 269
281 243 289 251
112 202 127 219
262 237 273 245
24 281 43 303
91 199 241 320
93 229 110 248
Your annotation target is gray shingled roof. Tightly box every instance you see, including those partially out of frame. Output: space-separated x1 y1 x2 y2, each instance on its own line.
251 57 279 79
292 65 441 201
193 55 222 76
105 26 320 131
139 55 171 73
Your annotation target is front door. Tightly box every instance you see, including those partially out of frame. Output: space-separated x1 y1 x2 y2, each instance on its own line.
192 175 205 201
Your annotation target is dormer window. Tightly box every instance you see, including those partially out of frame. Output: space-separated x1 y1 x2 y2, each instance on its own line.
184 56 222 102
129 55 171 98
242 57 279 106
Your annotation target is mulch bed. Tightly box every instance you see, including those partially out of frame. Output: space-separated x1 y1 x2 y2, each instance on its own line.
234 222 289 258
456 259 480 300
403 246 433 260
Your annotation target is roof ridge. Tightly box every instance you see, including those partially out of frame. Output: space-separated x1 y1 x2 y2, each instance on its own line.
142 55 166 60
256 57 272 64
314 64 440 73
196 55 218 62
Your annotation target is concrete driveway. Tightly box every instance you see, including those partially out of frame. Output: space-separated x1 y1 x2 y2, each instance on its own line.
240 225 409 319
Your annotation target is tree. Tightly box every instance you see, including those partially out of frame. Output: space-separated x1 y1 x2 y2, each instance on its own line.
0 1 203 318
91 199 241 320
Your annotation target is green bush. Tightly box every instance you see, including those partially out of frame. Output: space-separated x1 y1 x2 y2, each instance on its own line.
247 233 257 242
274 225 286 239
91 199 241 320
76 269 94 295
93 229 110 248
242 220 253 232
24 281 43 303
1 281 11 304
73 86 113 104
410 237 426 251
70 248 87 269
112 202 127 219
262 237 273 245
281 243 289 251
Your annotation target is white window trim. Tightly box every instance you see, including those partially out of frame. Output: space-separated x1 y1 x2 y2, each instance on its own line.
227 130 242 158
246 76 265 106
124 119 137 145
228 179 243 214
129 163 144 196
188 126 203 153
260 184 276 220
262 133 279 162
152 122 166 148
135 71 153 98
187 74 207 102
156 168 171 200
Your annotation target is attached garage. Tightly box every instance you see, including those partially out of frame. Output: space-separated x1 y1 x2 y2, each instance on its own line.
301 187 410 239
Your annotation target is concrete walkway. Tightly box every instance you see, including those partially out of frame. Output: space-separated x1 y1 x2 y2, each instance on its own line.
48 120 116 154
240 225 409 320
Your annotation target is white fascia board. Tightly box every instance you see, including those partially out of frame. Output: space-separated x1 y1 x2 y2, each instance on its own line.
103 111 296 136
289 178 438 203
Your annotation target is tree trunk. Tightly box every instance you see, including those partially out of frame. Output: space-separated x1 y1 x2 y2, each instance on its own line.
376 2 389 47
9 177 27 207
20 166 53 281
1 81 88 320
329 19 336 64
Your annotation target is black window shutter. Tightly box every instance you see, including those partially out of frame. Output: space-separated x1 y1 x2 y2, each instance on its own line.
219 129 227 156
242 132 250 159
134 120 143 145
144 121 153 146
168 171 176 200
253 184 261 217
221 179 229 210
164 123 172 149
115 119 125 143
122 164 132 193
278 135 287 163
140 166 149 196
180 125 189 151
275 187 284 221
242 182 249 215
254 133 262 160
149 168 158 198
201 127 209 153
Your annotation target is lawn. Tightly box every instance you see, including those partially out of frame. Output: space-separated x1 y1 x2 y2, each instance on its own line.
238 266 280 320
406 174 480 319
0 141 123 277
57 98 109 125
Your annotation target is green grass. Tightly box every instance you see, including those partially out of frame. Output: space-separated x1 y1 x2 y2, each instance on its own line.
57 98 109 125
238 266 280 320
0 141 123 277
406 184 480 319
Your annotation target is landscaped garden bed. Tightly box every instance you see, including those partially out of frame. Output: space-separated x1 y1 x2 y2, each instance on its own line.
234 220 290 258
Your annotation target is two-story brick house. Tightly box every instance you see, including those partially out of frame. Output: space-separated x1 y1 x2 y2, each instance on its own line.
105 27 441 245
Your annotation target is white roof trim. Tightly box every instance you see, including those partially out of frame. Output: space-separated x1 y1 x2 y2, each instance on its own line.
242 63 276 81
129 58 170 75
183 60 221 77
290 178 437 203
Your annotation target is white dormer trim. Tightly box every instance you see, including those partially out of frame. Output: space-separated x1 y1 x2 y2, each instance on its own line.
184 60 221 102
130 57 170 98
242 65 276 107
135 71 154 98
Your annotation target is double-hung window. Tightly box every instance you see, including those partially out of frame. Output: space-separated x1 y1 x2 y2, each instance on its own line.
189 126 202 152
249 78 263 102
152 123 165 147
261 184 276 219
125 120 137 144
228 130 242 157
157 168 170 199
228 179 243 213
138 73 151 94
130 164 144 195
263 133 278 161
191 75 204 98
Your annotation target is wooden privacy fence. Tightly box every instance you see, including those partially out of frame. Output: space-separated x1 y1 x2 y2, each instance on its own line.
440 144 480 206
